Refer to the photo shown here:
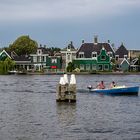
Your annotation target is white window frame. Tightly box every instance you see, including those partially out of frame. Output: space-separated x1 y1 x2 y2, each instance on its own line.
80 64 84 70
104 64 109 70
92 52 97 59
108 52 113 58
115 55 119 61
86 64 90 70
51 58 57 63
98 64 103 71
79 52 84 58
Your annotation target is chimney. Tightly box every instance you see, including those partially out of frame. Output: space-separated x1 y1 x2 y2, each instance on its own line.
94 35 98 45
82 40 84 44
70 41 73 45
107 40 110 44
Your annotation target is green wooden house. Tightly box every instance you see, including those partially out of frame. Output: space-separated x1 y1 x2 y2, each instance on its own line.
46 56 62 72
0 50 12 61
73 37 114 72
96 47 112 71
73 47 112 72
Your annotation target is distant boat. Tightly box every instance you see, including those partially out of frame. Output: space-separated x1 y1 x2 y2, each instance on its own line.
88 86 139 96
8 70 18 74
8 70 27 75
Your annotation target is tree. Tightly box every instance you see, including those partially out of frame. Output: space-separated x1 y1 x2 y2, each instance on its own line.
0 58 15 74
46 47 61 55
67 62 75 72
111 58 117 71
9 35 38 55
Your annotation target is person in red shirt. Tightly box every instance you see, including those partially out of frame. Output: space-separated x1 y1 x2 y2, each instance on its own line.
97 81 105 89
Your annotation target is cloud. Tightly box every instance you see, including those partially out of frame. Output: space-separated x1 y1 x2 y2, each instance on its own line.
0 0 140 22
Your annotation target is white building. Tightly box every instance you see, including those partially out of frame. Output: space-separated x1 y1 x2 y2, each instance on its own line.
60 41 77 69
30 47 49 71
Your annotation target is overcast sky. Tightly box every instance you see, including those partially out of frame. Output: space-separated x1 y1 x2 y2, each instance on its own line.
0 0 140 49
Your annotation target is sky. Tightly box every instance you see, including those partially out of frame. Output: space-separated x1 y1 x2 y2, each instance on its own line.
0 0 140 49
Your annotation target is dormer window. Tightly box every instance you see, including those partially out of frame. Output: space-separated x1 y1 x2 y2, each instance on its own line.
37 49 42 55
79 52 84 58
115 55 119 61
108 52 113 58
51 58 57 63
101 55 106 60
92 52 97 58
67 53 71 60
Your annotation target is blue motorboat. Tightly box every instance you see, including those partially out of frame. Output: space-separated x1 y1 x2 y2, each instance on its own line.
88 86 139 96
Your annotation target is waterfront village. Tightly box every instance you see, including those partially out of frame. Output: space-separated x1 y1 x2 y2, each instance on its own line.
0 35 140 75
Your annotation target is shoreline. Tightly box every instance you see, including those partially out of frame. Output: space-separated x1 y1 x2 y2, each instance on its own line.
66 72 140 75
1 71 140 75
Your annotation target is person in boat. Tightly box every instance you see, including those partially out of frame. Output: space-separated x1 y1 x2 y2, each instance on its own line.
96 81 105 89
110 81 116 88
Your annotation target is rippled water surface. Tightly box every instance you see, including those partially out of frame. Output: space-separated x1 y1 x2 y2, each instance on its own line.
0 74 140 140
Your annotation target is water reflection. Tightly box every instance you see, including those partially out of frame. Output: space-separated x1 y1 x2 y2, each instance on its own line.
56 103 76 127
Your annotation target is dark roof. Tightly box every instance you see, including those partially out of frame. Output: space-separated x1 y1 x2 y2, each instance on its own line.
77 43 114 58
62 42 77 51
13 55 31 61
115 44 128 58
6 51 18 59
38 47 50 54
67 43 76 50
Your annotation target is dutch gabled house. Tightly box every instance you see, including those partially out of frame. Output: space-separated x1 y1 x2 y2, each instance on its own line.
115 43 130 71
73 36 114 72
30 47 49 71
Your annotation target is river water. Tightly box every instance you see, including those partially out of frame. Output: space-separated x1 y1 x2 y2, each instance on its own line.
0 74 140 140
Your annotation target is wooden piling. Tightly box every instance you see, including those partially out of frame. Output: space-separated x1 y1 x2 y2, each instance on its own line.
56 84 76 102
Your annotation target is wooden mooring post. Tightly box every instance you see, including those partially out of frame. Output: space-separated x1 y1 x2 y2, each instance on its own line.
56 74 76 102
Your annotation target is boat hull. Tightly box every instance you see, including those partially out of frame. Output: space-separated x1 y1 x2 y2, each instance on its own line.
89 86 139 96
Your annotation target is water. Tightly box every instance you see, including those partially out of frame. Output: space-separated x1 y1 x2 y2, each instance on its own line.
0 75 140 140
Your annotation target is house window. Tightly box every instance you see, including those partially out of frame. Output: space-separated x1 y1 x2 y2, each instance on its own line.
33 56 37 62
1 53 6 57
115 55 119 61
101 55 106 60
108 52 112 58
67 54 71 60
92 52 97 58
52 58 57 63
80 64 84 70
37 49 42 55
98 65 103 71
92 54 97 57
92 64 96 70
37 56 40 62
79 52 84 58
104 64 109 70
42 56 45 62
86 64 90 70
